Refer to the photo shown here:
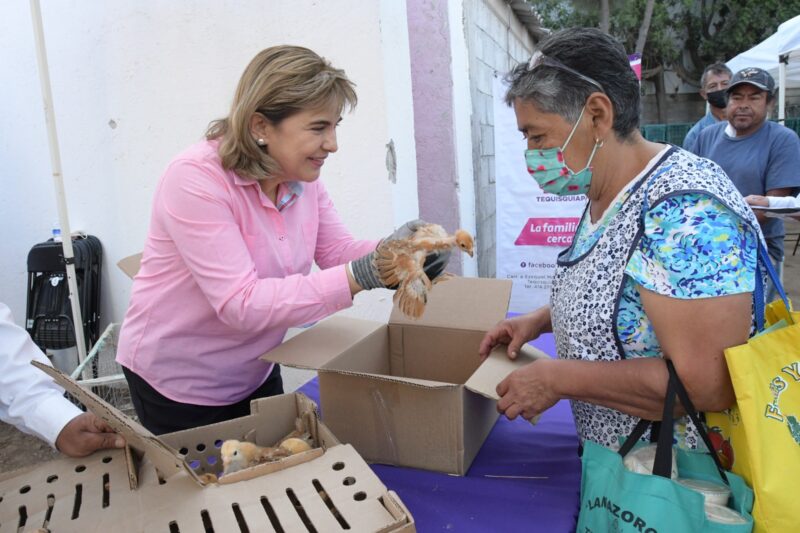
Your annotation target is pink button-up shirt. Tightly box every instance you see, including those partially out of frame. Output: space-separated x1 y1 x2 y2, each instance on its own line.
117 139 378 405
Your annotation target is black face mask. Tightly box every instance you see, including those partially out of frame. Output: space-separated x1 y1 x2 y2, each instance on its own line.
706 89 728 109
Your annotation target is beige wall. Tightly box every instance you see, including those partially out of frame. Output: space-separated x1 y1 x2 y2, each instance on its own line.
0 0 418 327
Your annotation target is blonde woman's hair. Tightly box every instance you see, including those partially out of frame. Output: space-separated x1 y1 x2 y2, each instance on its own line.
207 45 357 180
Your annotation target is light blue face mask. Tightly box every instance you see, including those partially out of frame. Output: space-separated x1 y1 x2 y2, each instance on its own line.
524 106 603 196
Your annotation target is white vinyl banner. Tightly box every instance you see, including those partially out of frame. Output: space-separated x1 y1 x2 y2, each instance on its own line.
493 76 587 314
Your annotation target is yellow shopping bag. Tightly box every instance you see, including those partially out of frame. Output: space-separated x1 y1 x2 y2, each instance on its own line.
706 249 800 533
764 298 800 328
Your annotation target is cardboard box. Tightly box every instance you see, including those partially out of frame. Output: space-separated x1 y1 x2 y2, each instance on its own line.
261 277 544 475
0 363 415 532
115 254 547 474
116 253 142 279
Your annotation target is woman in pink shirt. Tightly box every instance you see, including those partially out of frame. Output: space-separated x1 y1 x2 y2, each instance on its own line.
117 45 445 434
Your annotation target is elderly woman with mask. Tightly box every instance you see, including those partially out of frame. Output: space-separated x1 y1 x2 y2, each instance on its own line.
479 28 764 450
118 45 446 434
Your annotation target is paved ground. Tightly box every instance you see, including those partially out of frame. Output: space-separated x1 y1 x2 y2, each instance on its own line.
3 229 800 476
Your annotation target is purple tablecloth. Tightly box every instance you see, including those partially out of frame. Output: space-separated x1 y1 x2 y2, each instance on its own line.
298 333 581 532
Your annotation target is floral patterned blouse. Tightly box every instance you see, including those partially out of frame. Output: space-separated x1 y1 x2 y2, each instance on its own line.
568 187 757 358
565 176 758 447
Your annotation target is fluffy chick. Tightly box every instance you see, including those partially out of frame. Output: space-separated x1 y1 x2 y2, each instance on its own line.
279 437 313 454
375 224 474 319
220 439 290 475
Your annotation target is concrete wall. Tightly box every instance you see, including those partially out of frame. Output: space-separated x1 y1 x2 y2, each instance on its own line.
641 94 707 125
448 0 480 278
460 0 535 277
406 0 462 274
402 0 535 278
0 1 417 329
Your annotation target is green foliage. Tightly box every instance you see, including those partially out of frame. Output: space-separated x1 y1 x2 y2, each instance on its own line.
685 0 800 68
610 1 679 71
535 0 680 72
534 0 597 29
533 0 800 84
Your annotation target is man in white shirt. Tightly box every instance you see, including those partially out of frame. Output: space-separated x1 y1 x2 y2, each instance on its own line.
1 302 124 457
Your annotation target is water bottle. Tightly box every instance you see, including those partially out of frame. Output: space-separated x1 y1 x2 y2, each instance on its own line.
52 222 62 242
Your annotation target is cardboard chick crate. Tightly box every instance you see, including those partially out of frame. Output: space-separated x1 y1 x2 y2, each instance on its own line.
261 277 539 475
0 363 414 533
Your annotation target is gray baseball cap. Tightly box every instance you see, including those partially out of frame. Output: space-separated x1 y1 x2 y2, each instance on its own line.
726 67 776 94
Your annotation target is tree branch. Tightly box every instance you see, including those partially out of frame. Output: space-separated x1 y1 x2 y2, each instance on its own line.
635 0 656 55
642 64 663 80
599 0 609 33
673 61 701 87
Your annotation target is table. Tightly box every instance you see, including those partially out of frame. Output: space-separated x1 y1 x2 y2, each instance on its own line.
298 334 581 532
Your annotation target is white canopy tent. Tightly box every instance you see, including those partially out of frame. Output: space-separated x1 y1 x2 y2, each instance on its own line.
727 14 800 121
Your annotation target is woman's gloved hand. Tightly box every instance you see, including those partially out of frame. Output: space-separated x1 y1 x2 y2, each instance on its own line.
384 219 426 242
349 219 451 290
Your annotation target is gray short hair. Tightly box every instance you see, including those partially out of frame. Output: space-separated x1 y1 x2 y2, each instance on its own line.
505 28 640 141
700 62 732 89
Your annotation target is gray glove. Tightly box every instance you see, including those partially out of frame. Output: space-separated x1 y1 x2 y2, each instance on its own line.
350 219 451 290
384 219 426 242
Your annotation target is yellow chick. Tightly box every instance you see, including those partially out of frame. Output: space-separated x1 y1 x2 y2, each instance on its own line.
220 439 289 475
280 437 312 455
375 224 474 319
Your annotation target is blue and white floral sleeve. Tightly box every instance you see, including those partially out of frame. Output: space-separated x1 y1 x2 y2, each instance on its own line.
619 192 758 449
625 193 757 299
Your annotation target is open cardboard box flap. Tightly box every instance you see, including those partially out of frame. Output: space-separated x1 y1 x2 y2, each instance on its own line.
465 343 552 400
265 316 384 370
117 253 142 279
33 360 196 484
323 367 461 390
262 277 530 396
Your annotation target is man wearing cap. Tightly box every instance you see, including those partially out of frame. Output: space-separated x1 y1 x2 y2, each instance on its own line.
692 67 800 300
682 63 732 152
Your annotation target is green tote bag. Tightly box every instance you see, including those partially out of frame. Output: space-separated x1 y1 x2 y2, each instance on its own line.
576 360 754 533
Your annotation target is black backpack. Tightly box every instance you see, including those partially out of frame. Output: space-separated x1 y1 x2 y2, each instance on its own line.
26 235 102 351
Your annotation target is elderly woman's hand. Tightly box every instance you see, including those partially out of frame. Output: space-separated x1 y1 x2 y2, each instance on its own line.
496 358 561 421
478 306 551 360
